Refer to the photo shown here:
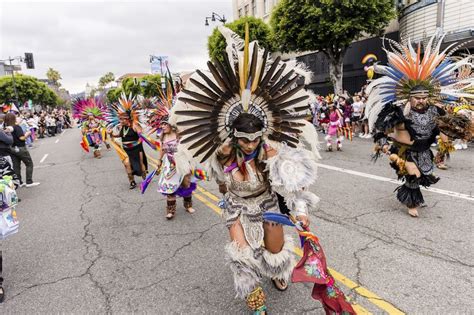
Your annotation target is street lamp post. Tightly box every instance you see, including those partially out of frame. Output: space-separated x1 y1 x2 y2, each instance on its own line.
205 12 227 26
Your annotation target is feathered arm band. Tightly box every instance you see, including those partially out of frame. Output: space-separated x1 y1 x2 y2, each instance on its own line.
265 145 319 217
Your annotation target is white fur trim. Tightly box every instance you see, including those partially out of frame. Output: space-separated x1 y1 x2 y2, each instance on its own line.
225 242 262 299
283 190 320 216
261 236 295 282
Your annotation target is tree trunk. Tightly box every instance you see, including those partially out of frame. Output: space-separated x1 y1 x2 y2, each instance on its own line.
327 53 344 95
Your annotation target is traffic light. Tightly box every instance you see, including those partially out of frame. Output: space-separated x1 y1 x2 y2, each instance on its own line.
24 53 35 69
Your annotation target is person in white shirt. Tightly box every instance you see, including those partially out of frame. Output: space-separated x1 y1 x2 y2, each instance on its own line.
351 95 364 136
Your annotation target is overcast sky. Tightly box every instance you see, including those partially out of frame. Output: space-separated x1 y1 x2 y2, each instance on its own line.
0 0 233 93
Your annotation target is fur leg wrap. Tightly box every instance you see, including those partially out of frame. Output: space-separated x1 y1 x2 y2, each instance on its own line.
183 196 192 209
225 242 262 299
395 176 424 208
260 236 294 283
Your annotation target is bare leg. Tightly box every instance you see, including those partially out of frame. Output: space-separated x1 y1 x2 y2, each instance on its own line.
123 158 136 189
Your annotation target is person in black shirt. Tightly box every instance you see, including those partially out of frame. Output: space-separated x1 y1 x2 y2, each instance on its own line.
110 114 148 189
4 113 40 188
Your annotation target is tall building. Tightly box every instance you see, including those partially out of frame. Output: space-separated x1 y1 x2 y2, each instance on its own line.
232 0 280 23
0 62 22 76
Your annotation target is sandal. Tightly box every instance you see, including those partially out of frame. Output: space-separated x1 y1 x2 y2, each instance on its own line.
0 286 5 303
186 207 196 214
272 278 288 291
129 181 137 189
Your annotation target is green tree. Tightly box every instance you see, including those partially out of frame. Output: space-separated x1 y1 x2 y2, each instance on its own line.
0 74 60 106
46 67 62 87
271 0 396 94
121 77 143 97
106 87 122 103
98 72 115 89
208 16 274 62
140 74 163 98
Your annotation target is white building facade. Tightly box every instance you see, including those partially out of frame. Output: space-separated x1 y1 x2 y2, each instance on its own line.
232 0 280 23
399 0 474 42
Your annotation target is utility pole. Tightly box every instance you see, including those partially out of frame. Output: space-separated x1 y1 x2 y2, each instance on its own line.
8 56 20 105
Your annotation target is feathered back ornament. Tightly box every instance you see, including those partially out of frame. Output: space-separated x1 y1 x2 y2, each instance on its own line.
366 32 474 131
325 94 334 105
172 24 317 163
106 92 143 129
72 97 107 122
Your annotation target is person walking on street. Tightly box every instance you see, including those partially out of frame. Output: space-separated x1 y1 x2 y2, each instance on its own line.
4 113 40 188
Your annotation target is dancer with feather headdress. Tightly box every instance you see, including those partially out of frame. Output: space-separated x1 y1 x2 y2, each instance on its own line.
172 25 354 314
140 93 199 219
107 93 148 189
367 32 473 217
72 97 109 158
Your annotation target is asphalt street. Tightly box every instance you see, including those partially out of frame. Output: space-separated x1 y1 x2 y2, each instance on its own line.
0 128 472 314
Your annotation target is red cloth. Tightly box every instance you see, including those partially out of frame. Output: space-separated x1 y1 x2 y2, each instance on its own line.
292 238 356 315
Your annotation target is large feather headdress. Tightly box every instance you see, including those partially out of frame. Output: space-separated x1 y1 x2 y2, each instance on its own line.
106 92 143 129
172 24 319 163
72 97 107 122
140 96 172 133
366 33 474 131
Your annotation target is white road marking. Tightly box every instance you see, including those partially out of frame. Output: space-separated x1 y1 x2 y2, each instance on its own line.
316 163 474 202
55 139 59 143
40 154 49 163
60 130 67 137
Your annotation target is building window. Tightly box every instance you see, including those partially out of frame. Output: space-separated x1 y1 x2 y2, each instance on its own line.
238 8 242 18
264 0 269 14
244 4 249 16
252 0 257 15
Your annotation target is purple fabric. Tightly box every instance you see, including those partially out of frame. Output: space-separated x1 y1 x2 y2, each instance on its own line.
224 150 259 173
174 182 196 197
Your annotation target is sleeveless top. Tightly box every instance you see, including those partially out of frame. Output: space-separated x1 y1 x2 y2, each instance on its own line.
224 160 269 199
121 126 139 142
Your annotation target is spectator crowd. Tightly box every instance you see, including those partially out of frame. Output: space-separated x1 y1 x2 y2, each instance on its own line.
0 106 73 302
